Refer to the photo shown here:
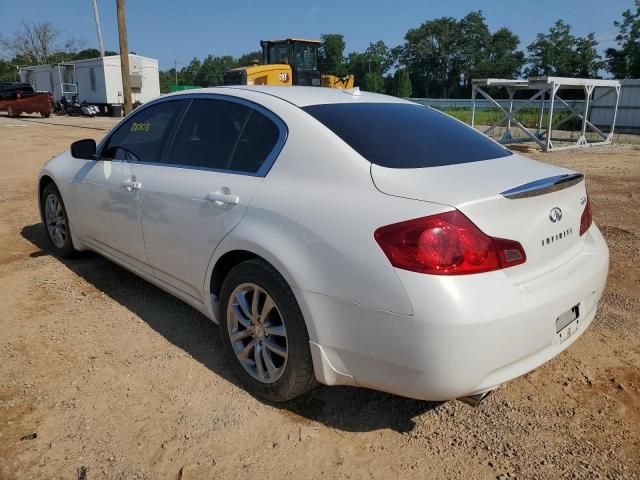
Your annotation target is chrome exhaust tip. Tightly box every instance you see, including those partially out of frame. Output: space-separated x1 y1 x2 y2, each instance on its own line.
457 390 492 407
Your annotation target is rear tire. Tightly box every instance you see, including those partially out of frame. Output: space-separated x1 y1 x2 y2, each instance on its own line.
41 183 77 258
219 259 317 402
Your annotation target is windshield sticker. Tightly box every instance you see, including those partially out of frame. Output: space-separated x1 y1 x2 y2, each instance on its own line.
131 122 151 133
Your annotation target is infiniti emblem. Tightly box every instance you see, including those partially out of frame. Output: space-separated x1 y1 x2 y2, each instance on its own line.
549 207 563 223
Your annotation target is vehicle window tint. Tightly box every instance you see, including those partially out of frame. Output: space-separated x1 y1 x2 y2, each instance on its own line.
102 100 184 162
294 43 317 70
268 44 290 64
168 99 250 169
230 110 280 173
302 103 512 168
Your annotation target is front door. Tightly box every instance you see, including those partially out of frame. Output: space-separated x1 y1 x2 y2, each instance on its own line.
72 99 187 273
71 157 149 272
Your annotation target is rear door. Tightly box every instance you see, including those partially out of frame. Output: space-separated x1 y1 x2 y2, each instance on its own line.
139 96 286 302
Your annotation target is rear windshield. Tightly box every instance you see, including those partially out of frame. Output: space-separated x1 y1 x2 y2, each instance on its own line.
303 103 512 168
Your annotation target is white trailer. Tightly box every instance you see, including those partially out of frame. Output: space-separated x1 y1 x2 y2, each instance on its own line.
20 54 160 115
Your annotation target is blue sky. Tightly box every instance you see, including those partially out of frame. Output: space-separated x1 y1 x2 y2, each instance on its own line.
0 0 633 70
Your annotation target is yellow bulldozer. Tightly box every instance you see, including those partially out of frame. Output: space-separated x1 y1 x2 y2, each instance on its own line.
224 38 354 89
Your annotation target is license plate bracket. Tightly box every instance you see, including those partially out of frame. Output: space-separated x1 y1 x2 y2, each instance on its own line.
556 304 580 343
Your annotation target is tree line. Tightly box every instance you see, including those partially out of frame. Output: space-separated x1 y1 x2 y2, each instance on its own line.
159 4 640 97
2 3 640 98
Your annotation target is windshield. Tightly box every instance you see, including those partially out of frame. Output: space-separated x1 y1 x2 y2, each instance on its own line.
294 43 317 71
303 103 512 168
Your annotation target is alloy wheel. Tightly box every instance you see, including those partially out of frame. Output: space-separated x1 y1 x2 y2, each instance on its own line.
45 193 67 249
227 283 288 384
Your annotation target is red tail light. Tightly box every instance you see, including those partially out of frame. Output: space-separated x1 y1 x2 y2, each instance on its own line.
579 195 592 236
374 210 526 275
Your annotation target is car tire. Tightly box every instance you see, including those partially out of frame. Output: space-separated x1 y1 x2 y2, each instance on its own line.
219 258 317 402
41 183 77 258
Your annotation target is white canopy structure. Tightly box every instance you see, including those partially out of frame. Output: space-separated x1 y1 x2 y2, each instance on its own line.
471 77 621 152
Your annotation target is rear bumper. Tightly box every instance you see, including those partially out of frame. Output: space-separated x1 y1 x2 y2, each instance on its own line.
300 225 609 401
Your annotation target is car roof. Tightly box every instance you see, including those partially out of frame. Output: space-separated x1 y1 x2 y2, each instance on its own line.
164 85 415 108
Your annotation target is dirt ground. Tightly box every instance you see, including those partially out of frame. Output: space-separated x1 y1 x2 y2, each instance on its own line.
1 113 639 480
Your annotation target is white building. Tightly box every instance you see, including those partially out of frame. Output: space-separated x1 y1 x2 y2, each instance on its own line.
20 54 160 114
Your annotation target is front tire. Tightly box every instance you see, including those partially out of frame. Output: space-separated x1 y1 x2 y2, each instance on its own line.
219 259 316 402
41 183 77 258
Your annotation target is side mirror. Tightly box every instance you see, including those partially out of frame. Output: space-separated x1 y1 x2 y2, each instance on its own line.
70 139 97 160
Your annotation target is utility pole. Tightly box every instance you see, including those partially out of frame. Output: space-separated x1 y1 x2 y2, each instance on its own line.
175 60 178 85
116 0 132 115
92 0 105 57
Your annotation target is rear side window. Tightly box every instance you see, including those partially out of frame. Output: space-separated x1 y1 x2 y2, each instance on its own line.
102 100 185 162
303 103 512 168
230 109 280 173
168 99 250 169
168 98 282 174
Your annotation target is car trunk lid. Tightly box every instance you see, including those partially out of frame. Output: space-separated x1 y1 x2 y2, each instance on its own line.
371 154 589 280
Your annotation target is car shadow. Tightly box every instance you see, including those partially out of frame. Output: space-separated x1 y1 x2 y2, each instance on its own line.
21 223 441 433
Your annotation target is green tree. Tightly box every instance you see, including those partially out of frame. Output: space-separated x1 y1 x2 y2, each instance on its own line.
179 58 202 85
606 0 640 78
347 40 394 88
236 50 263 67
458 11 491 89
159 69 176 93
486 28 525 78
71 48 118 61
392 68 412 97
460 22 525 82
573 33 604 77
318 33 346 75
194 55 236 86
526 20 603 77
361 71 385 92
399 17 462 97
0 59 19 81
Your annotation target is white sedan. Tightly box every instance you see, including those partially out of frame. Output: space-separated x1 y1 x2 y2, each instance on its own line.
37 86 608 404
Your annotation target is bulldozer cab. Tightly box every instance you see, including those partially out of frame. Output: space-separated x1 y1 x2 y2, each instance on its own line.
260 39 321 87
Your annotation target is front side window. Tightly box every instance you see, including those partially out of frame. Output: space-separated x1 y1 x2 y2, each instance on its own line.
269 44 291 65
168 98 282 174
102 100 185 162
303 103 512 168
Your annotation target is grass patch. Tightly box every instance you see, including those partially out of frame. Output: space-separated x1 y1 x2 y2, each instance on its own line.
434 107 581 131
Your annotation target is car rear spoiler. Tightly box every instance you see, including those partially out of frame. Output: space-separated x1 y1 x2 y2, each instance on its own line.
500 173 584 199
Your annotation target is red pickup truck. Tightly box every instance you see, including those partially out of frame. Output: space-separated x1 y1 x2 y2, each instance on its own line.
0 82 53 118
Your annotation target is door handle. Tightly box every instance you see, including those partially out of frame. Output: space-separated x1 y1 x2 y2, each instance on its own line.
121 180 142 191
206 192 240 205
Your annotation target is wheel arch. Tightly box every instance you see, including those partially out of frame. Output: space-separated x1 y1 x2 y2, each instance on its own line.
37 175 56 222
37 173 85 252
209 249 261 301
205 245 316 338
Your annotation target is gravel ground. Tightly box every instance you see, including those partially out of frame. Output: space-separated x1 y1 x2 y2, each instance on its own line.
0 114 639 480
